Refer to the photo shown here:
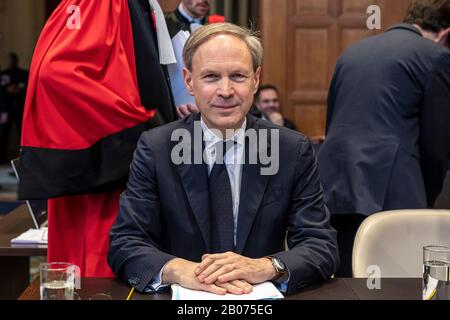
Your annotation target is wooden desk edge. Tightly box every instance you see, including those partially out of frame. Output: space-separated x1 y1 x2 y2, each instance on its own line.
18 277 422 300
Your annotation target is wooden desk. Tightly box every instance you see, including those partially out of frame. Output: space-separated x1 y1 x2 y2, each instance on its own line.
19 277 422 300
0 205 47 300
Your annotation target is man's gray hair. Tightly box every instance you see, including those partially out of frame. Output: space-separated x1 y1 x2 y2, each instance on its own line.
183 22 263 72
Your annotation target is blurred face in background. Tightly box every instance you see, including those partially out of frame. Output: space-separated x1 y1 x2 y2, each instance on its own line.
256 88 280 115
182 0 210 19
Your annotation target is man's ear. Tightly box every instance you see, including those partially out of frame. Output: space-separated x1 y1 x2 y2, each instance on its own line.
183 67 195 96
253 67 261 94
436 27 450 47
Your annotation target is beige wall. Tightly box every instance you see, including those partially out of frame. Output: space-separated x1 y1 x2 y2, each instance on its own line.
0 0 45 70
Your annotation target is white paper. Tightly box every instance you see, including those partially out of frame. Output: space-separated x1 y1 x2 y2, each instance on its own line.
10 227 48 244
167 30 196 107
423 276 439 300
148 0 176 65
171 282 284 300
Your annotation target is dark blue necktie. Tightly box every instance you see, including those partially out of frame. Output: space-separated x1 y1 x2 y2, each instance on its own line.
209 141 235 253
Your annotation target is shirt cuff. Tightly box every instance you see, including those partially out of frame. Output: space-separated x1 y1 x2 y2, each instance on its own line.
273 268 290 293
274 280 289 293
142 263 171 293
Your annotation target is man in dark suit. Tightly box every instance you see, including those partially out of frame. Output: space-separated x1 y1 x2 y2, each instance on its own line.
109 23 338 295
165 0 210 38
165 1 226 119
254 84 297 131
318 0 450 277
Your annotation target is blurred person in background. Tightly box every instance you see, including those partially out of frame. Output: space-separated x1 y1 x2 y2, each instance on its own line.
318 0 450 277
165 0 211 37
254 84 296 130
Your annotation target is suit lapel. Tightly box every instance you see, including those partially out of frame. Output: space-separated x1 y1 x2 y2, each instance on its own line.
177 162 210 252
235 116 271 253
176 114 211 251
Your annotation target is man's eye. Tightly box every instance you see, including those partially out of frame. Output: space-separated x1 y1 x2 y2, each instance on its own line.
231 74 247 82
203 74 219 81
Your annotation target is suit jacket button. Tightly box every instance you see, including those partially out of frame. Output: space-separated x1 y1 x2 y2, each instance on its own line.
129 276 140 286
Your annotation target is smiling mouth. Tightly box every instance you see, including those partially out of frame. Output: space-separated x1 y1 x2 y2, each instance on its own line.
213 105 237 109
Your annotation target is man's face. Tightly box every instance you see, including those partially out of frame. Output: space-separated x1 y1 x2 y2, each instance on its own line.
256 89 280 115
183 35 260 133
182 0 210 19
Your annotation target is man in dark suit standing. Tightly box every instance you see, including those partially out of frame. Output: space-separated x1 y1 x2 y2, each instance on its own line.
165 0 226 119
318 0 450 277
165 0 210 38
109 23 338 295
165 0 209 120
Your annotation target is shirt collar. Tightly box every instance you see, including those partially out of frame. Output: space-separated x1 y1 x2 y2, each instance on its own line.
178 3 204 24
200 116 246 147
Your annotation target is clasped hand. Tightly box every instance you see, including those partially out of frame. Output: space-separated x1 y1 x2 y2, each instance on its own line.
163 252 276 295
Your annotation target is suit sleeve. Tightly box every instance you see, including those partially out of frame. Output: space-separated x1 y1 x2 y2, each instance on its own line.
419 52 450 207
108 131 176 292
272 138 339 294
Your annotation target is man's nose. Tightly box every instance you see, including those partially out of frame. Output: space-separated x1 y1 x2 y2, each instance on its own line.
217 78 234 97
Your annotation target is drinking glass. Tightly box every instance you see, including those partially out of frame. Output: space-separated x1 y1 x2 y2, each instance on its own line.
423 246 450 300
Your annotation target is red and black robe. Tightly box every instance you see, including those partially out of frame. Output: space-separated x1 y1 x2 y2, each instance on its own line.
19 0 174 277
